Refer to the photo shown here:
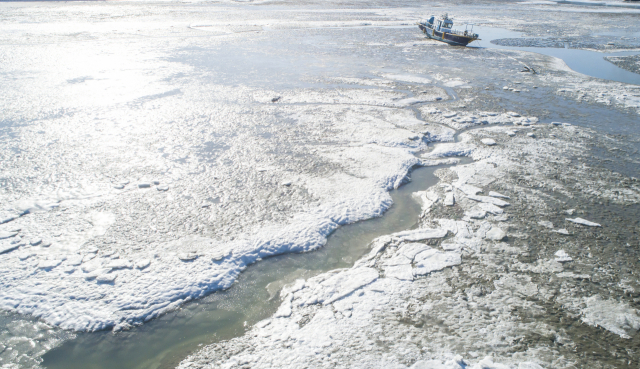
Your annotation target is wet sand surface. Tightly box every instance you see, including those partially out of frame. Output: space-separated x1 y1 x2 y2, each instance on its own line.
0 0 639 368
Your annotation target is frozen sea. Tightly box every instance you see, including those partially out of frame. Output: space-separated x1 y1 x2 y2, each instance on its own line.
1 0 640 368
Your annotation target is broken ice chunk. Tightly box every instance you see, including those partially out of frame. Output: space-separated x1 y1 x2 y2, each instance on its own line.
38 259 63 270
382 254 412 266
553 228 571 235
441 243 463 251
274 294 293 318
30 238 42 246
138 183 151 188
211 250 231 261
488 191 509 199
157 184 169 191
135 259 151 269
96 274 117 283
0 214 18 224
0 231 17 240
494 215 509 222
84 267 111 280
444 193 455 206
480 138 496 146
384 265 414 281
566 218 601 227
17 252 34 260
0 243 20 255
400 243 432 260
478 202 503 215
579 295 640 339
413 249 461 276
538 221 554 229
456 184 482 196
82 254 97 263
467 195 510 207
505 130 516 137
61 266 76 274
485 227 507 241
554 250 572 263
316 267 379 305
392 228 448 242
527 132 536 138
67 255 84 266
105 259 133 269
178 253 198 261
465 209 487 219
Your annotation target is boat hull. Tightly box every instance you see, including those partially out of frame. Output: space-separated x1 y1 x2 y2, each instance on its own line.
418 24 477 47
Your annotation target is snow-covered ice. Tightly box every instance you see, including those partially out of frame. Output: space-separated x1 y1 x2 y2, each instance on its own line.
1 1 640 367
179 114 640 368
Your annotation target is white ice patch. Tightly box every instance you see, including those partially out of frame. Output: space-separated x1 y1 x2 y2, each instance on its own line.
554 250 572 263
579 296 640 339
392 228 448 242
481 138 496 146
566 217 601 227
444 192 455 206
489 191 509 199
485 227 507 241
413 249 461 276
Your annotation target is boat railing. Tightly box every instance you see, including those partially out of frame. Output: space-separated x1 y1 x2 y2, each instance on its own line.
444 28 478 38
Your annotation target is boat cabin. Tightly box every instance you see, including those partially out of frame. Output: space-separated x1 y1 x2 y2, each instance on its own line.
427 15 453 33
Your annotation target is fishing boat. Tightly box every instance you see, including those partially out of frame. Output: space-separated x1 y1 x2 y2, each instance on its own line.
417 14 480 47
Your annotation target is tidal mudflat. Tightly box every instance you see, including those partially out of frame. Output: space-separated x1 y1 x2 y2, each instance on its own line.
1 0 639 368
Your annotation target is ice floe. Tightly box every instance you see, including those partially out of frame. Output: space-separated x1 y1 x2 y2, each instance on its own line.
578 296 640 339
554 250 572 262
566 217 601 227
481 138 496 146
485 227 507 241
